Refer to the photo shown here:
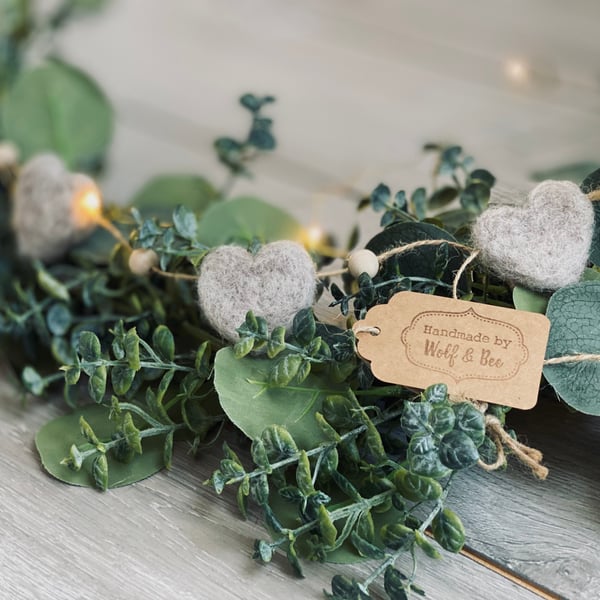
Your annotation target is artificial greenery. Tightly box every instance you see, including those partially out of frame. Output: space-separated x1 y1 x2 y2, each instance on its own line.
2 12 600 596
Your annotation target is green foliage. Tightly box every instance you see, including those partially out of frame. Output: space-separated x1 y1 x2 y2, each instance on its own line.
512 286 548 314
214 94 276 178
196 196 301 246
130 175 219 220
3 60 113 169
544 282 600 415
35 404 166 488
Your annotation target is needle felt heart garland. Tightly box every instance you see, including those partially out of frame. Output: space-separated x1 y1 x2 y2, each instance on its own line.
197 241 317 342
471 180 594 291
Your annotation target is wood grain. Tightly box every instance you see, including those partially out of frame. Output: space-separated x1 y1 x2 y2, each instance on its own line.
0 387 540 600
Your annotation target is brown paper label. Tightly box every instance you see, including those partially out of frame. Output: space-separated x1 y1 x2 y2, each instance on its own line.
354 292 550 409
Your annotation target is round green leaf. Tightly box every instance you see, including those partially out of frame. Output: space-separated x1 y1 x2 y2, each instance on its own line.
213 347 348 449
544 281 600 415
512 286 548 314
2 60 113 169
197 197 300 246
130 175 218 220
35 404 165 488
431 508 466 553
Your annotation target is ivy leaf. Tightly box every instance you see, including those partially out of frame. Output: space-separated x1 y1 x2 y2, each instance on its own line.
384 566 409 600
3 60 113 169
213 348 348 449
544 282 600 414
35 405 165 488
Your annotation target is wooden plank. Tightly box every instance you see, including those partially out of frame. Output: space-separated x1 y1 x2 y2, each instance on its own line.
449 398 600 600
0 384 540 600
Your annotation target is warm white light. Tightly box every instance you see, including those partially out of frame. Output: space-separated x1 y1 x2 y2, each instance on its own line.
505 59 530 84
72 181 103 228
302 223 325 249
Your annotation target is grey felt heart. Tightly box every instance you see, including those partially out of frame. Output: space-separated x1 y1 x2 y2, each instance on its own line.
12 154 98 261
472 180 594 291
197 241 316 341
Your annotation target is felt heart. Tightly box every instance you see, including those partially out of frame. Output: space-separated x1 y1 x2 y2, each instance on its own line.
12 154 98 261
197 241 316 342
472 180 594 291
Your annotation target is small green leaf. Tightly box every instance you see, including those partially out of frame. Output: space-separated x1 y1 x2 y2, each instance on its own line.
384 566 409 600
439 430 479 470
21 366 46 396
293 308 316 346
380 523 414 551
253 539 273 563
92 454 109 491
88 364 107 403
261 425 298 461
250 473 270 506
78 331 102 363
350 531 385 559
401 402 431 436
512 286 548 314
233 337 254 358
432 508 465 553
371 183 391 211
415 531 441 559
124 328 141 371
79 416 101 447
267 326 286 358
111 365 135 396
152 325 175 362
453 403 485 446
270 354 302 386
250 438 272 472
119 412 142 455
36 267 70 302
296 450 315 495
47 303 73 336
172 205 198 239
393 468 443 502
428 404 455 436
318 504 338 547
422 383 448 404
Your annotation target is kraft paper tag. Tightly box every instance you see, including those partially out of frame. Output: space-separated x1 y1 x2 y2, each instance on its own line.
354 292 550 409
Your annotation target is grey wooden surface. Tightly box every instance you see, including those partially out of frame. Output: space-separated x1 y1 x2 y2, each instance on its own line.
0 380 540 600
3 1 600 599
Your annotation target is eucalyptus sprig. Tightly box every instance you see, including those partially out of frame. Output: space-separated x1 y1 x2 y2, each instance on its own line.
209 383 498 599
234 309 357 386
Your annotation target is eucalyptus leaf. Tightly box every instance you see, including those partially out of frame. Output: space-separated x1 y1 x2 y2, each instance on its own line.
544 282 600 415
512 286 548 314
130 175 218 220
214 347 348 449
35 405 165 488
3 60 113 169
197 197 300 246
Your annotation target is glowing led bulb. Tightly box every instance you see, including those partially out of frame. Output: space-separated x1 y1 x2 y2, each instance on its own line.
505 59 530 85
71 176 102 228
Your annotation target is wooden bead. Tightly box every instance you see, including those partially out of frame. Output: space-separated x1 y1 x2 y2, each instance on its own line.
128 248 159 276
347 249 379 278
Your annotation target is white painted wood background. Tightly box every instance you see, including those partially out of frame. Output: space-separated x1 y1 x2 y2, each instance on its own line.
2 1 600 599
